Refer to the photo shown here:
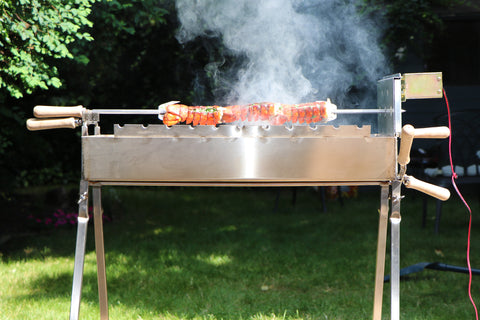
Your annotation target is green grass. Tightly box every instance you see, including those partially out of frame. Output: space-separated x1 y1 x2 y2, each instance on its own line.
1 186 479 319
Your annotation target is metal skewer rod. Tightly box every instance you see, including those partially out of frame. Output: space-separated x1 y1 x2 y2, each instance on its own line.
88 101 181 117
90 108 397 122
334 109 395 114
32 102 396 118
92 109 161 115
92 108 393 116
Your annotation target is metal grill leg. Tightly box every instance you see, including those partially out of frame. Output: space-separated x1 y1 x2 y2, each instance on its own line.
390 181 402 320
93 186 109 320
372 185 389 320
70 180 89 320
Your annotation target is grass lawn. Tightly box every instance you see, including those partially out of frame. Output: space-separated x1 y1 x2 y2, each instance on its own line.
1 186 479 319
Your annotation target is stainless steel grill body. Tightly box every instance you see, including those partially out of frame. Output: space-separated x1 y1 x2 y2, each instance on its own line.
83 125 396 184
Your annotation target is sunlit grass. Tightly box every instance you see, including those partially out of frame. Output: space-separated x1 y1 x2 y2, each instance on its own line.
1 186 479 319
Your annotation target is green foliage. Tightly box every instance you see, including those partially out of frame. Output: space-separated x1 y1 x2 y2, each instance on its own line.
0 0 96 98
362 0 472 66
0 0 96 194
0 100 80 190
54 0 198 108
95 0 169 38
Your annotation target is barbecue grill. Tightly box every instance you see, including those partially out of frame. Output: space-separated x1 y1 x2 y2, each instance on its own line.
27 72 451 320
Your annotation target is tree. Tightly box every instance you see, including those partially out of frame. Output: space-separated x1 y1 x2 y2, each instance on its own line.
362 0 474 67
3 0 474 192
0 0 96 194
53 0 199 108
0 0 183 191
0 0 96 99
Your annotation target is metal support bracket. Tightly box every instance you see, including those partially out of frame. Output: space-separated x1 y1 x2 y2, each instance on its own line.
401 72 443 101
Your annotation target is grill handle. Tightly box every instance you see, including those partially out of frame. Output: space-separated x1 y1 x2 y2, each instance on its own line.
26 118 79 131
398 125 415 166
413 127 450 139
398 125 450 166
33 105 84 118
404 175 450 201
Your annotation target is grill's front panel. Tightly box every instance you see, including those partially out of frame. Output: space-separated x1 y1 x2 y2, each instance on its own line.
82 124 396 183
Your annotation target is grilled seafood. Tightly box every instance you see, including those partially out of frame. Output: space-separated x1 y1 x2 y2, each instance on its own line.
160 100 337 126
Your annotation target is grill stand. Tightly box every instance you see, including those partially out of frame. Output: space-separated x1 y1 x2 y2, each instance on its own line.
390 180 402 320
69 184 109 320
68 182 398 320
70 180 89 320
373 185 390 320
93 186 109 320
24 73 448 320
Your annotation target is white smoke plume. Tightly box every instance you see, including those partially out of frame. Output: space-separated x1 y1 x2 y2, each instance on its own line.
175 0 388 106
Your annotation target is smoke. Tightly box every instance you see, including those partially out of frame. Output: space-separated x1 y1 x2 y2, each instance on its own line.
175 0 388 106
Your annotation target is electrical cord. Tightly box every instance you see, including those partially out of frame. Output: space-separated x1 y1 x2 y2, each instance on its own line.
444 88 478 319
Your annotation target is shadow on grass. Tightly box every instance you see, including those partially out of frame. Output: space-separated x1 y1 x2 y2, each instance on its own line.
9 187 385 319
14 186 475 319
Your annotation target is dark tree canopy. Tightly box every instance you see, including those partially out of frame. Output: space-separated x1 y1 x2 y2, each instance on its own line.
0 0 475 192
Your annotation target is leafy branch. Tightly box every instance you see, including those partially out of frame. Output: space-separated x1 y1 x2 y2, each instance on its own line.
0 0 96 98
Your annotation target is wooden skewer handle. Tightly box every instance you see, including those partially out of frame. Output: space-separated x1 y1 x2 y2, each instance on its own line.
398 124 415 166
413 126 450 139
26 118 79 131
398 125 450 166
404 175 450 201
33 105 84 118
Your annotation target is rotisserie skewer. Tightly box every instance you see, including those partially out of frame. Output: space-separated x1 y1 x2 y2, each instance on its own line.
158 99 390 126
159 100 337 126
27 99 392 130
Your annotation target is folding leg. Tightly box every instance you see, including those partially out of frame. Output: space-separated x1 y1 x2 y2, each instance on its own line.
70 180 89 320
93 186 109 320
390 181 402 320
372 185 389 320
